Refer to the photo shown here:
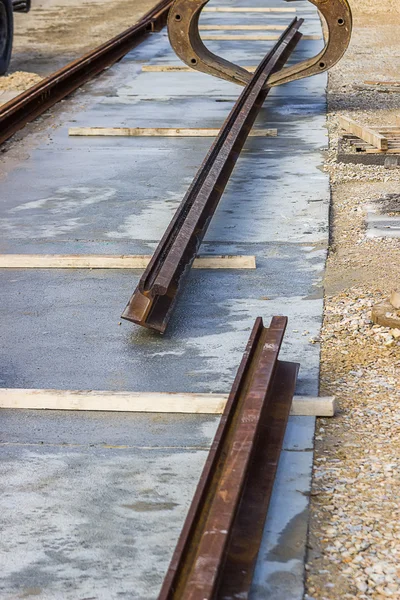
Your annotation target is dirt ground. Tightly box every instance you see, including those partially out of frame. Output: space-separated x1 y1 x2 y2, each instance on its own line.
305 1 400 599
3 0 156 84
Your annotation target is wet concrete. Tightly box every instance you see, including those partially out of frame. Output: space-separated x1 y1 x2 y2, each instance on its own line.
0 0 328 597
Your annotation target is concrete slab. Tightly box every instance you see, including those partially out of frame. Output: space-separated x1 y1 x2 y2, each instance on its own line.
0 445 209 600
0 0 327 597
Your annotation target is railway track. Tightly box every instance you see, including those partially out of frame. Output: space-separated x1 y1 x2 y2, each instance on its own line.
0 0 173 145
0 0 350 597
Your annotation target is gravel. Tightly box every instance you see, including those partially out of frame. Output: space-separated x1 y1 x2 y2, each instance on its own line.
0 71 42 91
305 1 400 598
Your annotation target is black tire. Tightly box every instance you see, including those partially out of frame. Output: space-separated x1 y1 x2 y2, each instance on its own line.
0 0 13 76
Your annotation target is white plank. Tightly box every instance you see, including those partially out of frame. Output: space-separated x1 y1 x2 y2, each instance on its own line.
0 389 336 417
201 34 320 40
199 25 287 30
0 254 256 270
142 65 258 72
68 127 277 137
203 7 296 12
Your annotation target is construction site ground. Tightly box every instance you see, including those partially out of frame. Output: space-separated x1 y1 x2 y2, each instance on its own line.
1 1 327 598
305 2 400 599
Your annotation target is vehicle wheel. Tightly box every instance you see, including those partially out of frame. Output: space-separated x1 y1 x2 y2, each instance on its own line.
0 0 13 76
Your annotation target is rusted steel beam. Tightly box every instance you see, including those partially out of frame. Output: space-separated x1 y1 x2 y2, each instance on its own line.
158 316 299 599
122 21 303 332
0 0 173 145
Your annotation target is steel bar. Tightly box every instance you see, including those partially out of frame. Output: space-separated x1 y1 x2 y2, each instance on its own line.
121 20 303 332
0 0 173 146
158 316 299 599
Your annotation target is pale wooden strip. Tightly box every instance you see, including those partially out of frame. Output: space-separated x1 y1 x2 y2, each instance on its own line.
397 115 400 125
203 7 296 12
201 34 320 40
365 148 400 154
364 81 400 86
0 254 256 270
370 127 400 133
142 64 257 72
0 389 336 416
339 116 388 151
68 127 277 137
290 396 336 417
199 24 287 30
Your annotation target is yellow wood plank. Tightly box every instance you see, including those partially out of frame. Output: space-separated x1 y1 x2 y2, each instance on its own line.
203 6 296 12
68 127 277 137
199 24 287 30
201 34 320 40
0 254 256 270
141 65 258 72
364 81 400 86
364 148 400 154
339 116 388 151
0 389 336 416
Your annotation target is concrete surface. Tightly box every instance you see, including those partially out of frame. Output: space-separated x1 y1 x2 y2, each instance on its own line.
0 1 328 598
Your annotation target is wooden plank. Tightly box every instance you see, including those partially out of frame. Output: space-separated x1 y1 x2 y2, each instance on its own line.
199 24 287 30
0 254 256 270
370 127 400 132
142 64 258 72
68 127 277 137
203 6 296 12
364 81 400 86
365 148 400 154
0 389 336 416
201 34 320 40
338 116 388 151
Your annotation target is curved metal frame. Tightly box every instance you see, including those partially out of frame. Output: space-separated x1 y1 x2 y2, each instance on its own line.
168 0 352 87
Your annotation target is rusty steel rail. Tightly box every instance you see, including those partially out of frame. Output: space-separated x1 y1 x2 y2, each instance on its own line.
0 0 173 146
122 19 303 332
158 315 299 599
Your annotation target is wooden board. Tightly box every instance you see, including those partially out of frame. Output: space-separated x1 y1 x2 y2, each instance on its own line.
199 24 287 31
364 81 400 87
142 65 257 72
203 6 296 12
0 389 336 416
0 254 256 270
365 148 400 154
201 34 320 41
339 116 388 151
68 127 277 137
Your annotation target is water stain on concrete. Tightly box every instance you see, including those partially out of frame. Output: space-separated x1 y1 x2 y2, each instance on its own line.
121 501 178 512
267 508 308 563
